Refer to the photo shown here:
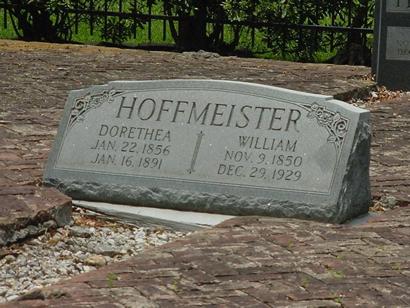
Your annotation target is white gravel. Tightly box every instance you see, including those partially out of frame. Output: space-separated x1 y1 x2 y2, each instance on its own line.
0 207 189 303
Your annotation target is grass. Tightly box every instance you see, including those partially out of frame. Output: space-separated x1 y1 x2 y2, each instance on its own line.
0 11 18 39
70 19 176 46
106 272 118 288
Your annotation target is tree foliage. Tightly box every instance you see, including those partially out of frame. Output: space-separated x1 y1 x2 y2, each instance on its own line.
162 0 228 50
5 0 374 63
7 0 138 43
8 0 79 41
100 18 134 45
222 0 374 63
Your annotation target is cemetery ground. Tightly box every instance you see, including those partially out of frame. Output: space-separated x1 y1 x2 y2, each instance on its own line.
0 39 409 306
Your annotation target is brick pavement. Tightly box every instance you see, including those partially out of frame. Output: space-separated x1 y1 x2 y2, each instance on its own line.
369 97 410 203
4 206 410 307
0 39 374 113
0 106 72 246
0 40 409 306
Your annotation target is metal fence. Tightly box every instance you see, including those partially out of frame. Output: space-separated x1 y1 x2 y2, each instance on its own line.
0 0 374 61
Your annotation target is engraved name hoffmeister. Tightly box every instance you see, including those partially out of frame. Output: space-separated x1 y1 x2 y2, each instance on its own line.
66 90 348 191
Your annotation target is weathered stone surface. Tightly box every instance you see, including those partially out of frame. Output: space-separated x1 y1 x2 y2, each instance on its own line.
44 80 371 223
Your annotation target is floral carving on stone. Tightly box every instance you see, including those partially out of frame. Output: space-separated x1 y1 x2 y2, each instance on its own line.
302 103 349 150
68 90 122 128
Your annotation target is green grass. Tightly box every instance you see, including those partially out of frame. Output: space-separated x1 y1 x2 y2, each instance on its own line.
0 11 19 39
71 21 101 44
69 0 177 46
69 13 177 46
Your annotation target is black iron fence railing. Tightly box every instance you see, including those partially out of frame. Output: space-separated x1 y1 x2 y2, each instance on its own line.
0 0 374 63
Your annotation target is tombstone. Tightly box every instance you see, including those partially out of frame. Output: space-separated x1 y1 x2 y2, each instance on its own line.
44 80 371 223
373 0 410 90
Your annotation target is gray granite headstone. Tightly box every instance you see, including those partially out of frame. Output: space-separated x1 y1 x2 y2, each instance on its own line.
373 0 410 90
44 80 371 223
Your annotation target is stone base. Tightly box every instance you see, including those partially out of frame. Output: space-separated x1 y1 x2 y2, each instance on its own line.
46 179 369 224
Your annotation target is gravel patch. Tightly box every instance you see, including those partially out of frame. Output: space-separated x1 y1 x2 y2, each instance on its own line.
0 207 189 303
